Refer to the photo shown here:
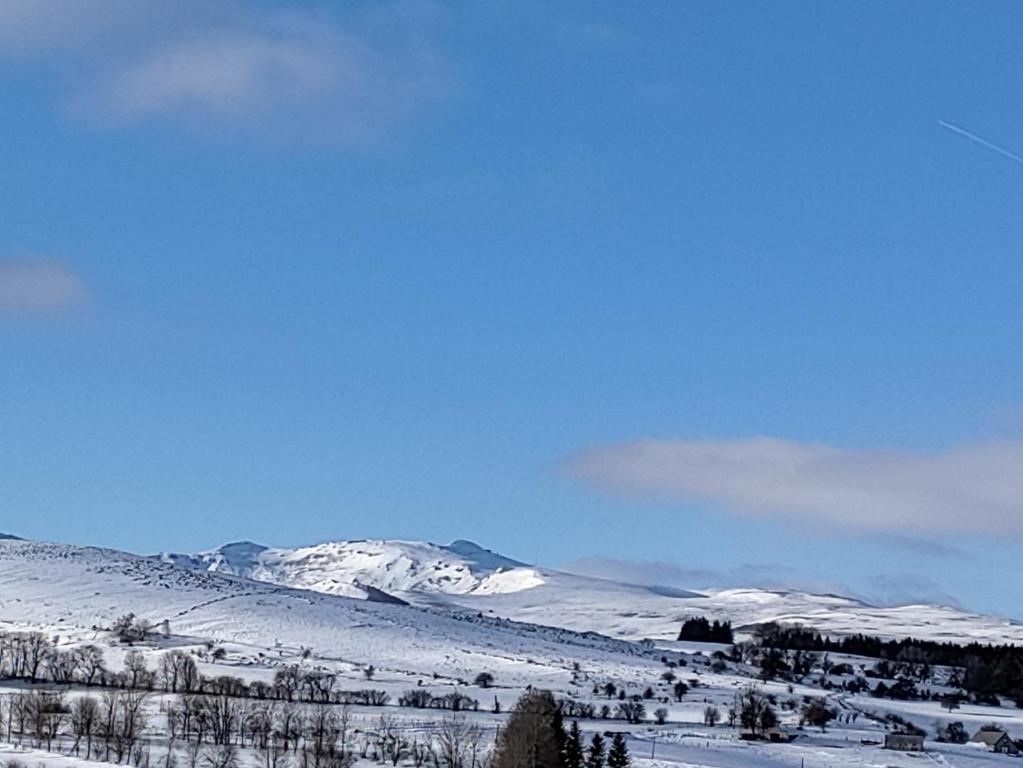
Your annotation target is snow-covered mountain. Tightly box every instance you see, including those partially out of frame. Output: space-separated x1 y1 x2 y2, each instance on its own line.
160 539 536 600
0 536 655 688
161 537 1023 646
5 534 1023 768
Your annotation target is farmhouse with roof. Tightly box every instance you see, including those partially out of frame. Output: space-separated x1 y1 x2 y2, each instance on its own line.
969 726 1019 754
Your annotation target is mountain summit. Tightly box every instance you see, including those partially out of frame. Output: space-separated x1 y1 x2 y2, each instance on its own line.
161 538 542 601
158 535 1023 645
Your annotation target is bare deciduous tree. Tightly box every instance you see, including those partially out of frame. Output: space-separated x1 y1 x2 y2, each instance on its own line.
435 713 487 768
71 695 99 756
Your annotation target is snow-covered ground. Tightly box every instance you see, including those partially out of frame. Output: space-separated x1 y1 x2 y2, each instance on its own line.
161 537 1023 646
4 535 1023 768
0 538 658 689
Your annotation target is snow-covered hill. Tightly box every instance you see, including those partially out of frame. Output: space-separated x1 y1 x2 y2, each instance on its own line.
0 537 657 688
160 539 536 599
6 534 1023 768
162 537 1023 646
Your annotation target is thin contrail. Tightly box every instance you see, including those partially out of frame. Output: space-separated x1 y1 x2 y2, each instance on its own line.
939 120 1023 165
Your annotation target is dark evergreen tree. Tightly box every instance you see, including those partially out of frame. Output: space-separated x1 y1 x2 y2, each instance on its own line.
553 704 567 766
493 690 566 768
607 734 629 768
563 721 584 768
758 648 788 681
677 617 733 643
586 733 606 768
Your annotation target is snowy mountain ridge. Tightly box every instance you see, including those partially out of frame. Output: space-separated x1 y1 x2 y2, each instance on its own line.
159 536 1023 646
160 538 539 600
0 536 653 686
3 534 1022 768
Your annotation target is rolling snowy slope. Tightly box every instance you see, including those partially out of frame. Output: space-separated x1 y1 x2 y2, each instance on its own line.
164 538 1023 646
458 583 1023 646
0 537 659 688
7 536 1023 768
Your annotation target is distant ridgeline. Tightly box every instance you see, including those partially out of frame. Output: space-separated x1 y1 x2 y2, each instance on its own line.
677 616 734 643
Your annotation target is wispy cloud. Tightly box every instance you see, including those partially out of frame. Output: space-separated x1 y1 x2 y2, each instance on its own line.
559 555 972 608
0 1 453 147
861 573 964 609
559 556 719 589
559 556 861 599
940 121 1023 165
0 257 88 316
564 436 1023 534
871 534 972 561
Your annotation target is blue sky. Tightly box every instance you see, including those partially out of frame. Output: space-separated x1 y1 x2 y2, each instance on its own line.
3 1 1023 617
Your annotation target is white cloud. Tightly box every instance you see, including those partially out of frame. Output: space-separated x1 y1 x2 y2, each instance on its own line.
0 2 452 146
0 257 88 316
0 1 220 57
565 436 1023 534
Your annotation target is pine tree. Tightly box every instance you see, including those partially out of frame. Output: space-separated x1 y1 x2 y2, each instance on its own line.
553 702 567 765
493 690 566 768
563 722 583 768
586 733 605 768
606 734 629 768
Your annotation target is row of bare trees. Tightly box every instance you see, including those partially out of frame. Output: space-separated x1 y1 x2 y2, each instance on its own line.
0 631 390 708
1 689 148 762
0 631 216 696
397 691 480 712
0 689 492 768
0 632 60 682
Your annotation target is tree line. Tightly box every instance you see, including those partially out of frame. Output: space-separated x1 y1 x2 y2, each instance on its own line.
0 683 631 768
0 688 489 768
676 618 733 644
748 622 1023 704
0 629 484 713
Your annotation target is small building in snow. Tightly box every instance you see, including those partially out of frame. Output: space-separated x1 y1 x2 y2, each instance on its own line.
884 733 925 752
765 727 794 743
969 726 1019 754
